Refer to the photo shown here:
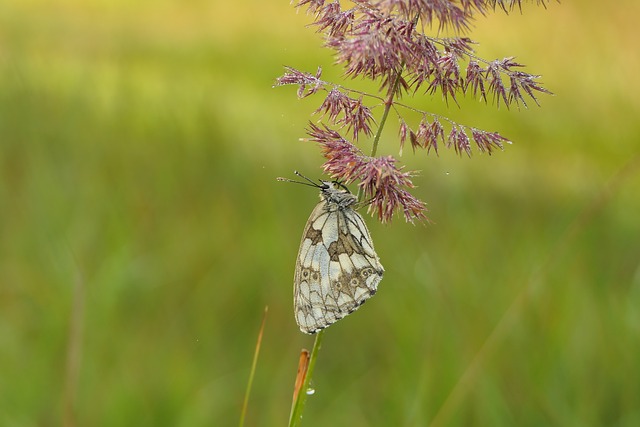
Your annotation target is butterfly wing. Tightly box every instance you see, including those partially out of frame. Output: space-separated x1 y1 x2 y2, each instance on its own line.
294 201 384 334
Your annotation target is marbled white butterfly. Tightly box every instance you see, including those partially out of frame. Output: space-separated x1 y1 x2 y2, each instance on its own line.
280 172 384 334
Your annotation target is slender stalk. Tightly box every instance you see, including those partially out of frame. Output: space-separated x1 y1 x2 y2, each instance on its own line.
287 72 400 426
287 74 402 424
288 329 325 427
371 69 403 158
239 306 268 427
368 14 418 159
356 67 404 202
63 264 85 427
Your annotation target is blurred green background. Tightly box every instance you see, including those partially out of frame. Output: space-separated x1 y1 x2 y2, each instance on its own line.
1 1 639 426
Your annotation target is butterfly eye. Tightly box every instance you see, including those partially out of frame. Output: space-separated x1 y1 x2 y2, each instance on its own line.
302 269 310 278
350 277 360 286
360 268 372 278
311 272 319 281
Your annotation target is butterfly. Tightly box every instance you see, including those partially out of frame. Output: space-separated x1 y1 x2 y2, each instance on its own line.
280 172 384 334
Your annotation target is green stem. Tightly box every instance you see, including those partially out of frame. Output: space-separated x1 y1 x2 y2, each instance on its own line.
369 14 418 160
371 69 403 158
239 307 268 427
288 329 325 427
289 49 407 427
357 68 404 202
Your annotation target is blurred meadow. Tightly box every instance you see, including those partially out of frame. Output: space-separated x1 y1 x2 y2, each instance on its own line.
1 0 640 426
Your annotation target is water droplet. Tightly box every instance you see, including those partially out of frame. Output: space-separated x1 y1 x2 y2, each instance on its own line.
306 388 315 395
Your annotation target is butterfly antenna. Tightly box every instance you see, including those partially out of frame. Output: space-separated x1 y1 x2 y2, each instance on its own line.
294 170 321 186
276 171 321 188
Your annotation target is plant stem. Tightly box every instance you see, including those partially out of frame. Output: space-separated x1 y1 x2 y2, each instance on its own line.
356 68 403 202
239 307 268 427
288 71 401 422
371 69 403 158
288 329 325 427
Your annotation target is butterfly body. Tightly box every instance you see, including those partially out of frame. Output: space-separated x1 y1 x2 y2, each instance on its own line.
294 181 384 334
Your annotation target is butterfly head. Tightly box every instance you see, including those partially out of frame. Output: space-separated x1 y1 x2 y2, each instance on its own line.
319 180 357 207
278 171 357 208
